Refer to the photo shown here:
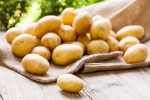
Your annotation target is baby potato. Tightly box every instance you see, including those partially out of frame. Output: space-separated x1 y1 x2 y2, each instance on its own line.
57 74 84 92
58 25 76 42
92 15 103 22
34 16 62 38
41 33 61 51
77 33 91 47
124 44 148 63
87 40 109 54
31 46 51 60
119 36 140 52
73 12 92 35
109 31 116 38
90 18 112 40
106 36 119 52
22 54 50 75
60 8 77 26
52 44 83 66
11 34 37 57
24 23 36 35
116 25 145 40
5 27 23 44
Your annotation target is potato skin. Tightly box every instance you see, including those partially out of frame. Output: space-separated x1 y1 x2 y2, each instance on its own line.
92 15 103 22
90 18 112 40
77 33 91 47
31 46 51 60
34 16 62 38
24 23 36 35
87 40 109 54
22 54 50 75
124 44 148 63
73 12 92 35
5 27 23 44
106 36 119 52
109 31 116 38
119 36 140 52
11 34 37 57
60 8 77 26
116 25 144 40
52 44 83 66
58 25 76 42
57 74 84 92
41 33 61 51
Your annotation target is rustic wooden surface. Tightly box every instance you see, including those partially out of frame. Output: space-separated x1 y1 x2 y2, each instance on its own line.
1 31 150 100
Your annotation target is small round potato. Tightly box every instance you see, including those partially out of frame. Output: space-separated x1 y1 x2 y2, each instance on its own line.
92 15 103 22
90 18 112 40
109 31 116 38
11 34 37 57
58 25 76 42
119 36 140 52
5 27 23 44
77 33 91 47
31 46 51 60
52 44 83 66
87 40 109 54
106 36 119 52
124 44 148 63
57 74 84 92
41 33 61 51
24 23 36 35
73 12 92 35
60 8 77 26
116 25 145 40
34 16 62 38
22 54 50 75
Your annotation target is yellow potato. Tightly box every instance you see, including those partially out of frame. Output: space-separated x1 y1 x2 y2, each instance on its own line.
58 25 76 42
77 33 91 47
22 54 50 75
34 16 62 38
87 40 109 54
119 36 140 52
31 46 51 60
11 34 37 57
116 25 145 40
5 27 23 44
24 23 36 35
92 15 103 22
52 44 83 66
106 36 119 52
34 37 42 46
109 31 116 38
73 12 92 35
60 8 77 26
57 74 84 92
41 33 61 51
90 18 112 40
124 44 148 63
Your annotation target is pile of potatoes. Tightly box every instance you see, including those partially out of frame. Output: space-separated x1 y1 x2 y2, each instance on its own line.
5 7 148 92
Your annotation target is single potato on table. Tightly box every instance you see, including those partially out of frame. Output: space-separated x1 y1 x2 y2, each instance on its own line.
124 44 148 63
11 34 37 57
119 36 140 52
22 54 50 75
24 23 36 35
57 74 84 92
5 27 23 44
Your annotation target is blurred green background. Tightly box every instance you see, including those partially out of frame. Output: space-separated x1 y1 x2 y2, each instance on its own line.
0 0 104 31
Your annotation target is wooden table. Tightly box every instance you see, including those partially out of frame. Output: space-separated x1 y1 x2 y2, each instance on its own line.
1 32 150 100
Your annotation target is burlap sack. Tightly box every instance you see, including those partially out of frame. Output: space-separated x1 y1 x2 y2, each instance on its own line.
0 0 150 83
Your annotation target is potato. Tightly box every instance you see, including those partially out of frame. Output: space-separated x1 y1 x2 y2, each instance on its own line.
116 25 145 40
106 36 119 52
22 54 50 75
90 18 112 40
57 74 84 92
31 46 51 60
58 25 76 42
92 15 103 22
11 34 37 57
52 44 83 66
5 27 23 44
119 36 140 52
87 40 109 54
34 16 62 38
41 33 61 51
73 12 92 35
124 44 148 63
24 23 36 35
77 33 91 47
34 37 42 46
109 31 116 38
60 8 77 26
